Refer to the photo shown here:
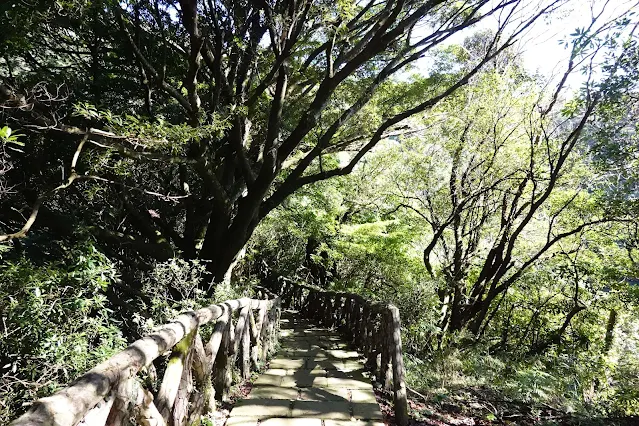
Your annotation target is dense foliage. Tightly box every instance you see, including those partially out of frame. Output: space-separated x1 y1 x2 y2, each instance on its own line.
0 244 125 423
2 0 639 423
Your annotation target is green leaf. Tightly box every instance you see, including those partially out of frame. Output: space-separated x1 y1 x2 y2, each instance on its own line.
0 126 11 139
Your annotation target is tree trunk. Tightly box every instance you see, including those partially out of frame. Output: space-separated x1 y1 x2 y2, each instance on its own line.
604 309 617 353
528 304 585 355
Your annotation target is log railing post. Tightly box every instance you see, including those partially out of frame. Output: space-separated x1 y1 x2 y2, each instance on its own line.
274 299 282 346
240 309 251 380
324 294 333 326
251 302 266 370
365 311 378 376
388 305 408 426
353 301 362 345
191 332 214 418
214 305 234 402
332 296 342 328
105 377 136 426
267 302 277 355
310 292 319 320
380 310 393 390
358 304 368 348
206 302 229 408
260 303 272 361
171 336 195 426
156 328 197 423
135 384 166 426
342 297 351 334
295 287 302 310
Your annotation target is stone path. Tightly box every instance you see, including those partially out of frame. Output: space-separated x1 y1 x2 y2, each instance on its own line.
226 310 384 426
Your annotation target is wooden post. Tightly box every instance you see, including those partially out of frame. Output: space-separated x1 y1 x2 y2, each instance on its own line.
206 304 229 367
135 385 166 426
388 305 408 426
192 333 214 415
309 292 318 320
214 307 233 402
347 298 356 340
295 287 302 310
267 303 276 354
366 311 378 375
251 303 266 370
274 299 281 347
358 304 368 348
240 309 251 379
380 311 393 390
171 338 195 426
260 303 272 360
301 288 309 311
233 302 251 355
353 301 362 345
342 297 351 335
156 328 196 422
324 294 332 326
335 296 344 328
105 376 136 426
79 396 115 426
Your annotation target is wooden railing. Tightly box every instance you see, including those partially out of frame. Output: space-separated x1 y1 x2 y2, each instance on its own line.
11 288 281 426
268 276 409 426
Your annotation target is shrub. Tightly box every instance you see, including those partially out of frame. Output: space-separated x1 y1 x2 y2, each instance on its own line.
0 243 126 423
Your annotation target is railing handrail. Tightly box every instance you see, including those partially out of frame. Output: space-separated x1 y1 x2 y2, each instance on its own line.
268 276 409 426
11 287 281 426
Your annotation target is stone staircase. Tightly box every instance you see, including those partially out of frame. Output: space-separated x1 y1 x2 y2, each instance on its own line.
226 310 384 425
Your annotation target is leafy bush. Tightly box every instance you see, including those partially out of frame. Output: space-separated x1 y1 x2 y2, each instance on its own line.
133 258 211 334
0 244 126 423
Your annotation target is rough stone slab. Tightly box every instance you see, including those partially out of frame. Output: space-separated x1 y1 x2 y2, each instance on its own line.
291 401 351 419
246 386 300 400
324 421 385 426
340 361 366 372
325 377 371 389
260 418 322 426
352 403 383 420
281 351 308 360
283 342 311 350
299 387 349 402
281 375 329 388
301 349 330 357
306 332 339 337
327 350 360 359
270 359 306 369
305 359 343 370
314 342 350 350
327 370 368 381
264 368 289 376
225 417 258 426
285 349 325 358
253 374 283 386
230 399 292 418
350 389 377 403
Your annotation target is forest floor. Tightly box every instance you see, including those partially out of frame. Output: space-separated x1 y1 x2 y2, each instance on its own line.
372 386 639 426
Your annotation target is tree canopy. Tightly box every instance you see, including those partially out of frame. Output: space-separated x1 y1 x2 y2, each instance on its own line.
1 0 564 282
